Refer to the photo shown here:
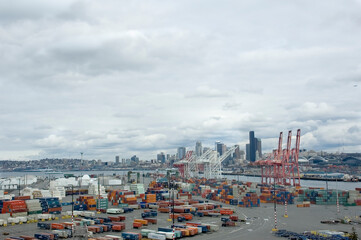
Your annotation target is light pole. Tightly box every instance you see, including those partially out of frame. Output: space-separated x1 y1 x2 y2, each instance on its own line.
272 180 278 232
336 178 339 214
18 177 21 196
171 179 175 240
68 184 74 239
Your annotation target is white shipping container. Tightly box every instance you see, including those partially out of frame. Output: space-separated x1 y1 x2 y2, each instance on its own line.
17 217 28 223
8 217 20 224
0 213 10 220
81 211 95 217
38 214 52 220
148 233 166 240
73 211 83 216
157 231 174 240
124 195 135 199
105 235 124 240
26 199 41 204
106 208 124 214
12 212 28 217
206 223 219 232
0 219 7 226
108 180 122 185
27 215 38 221
52 230 69 238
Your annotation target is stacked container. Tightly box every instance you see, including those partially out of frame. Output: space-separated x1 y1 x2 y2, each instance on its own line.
96 198 108 210
77 196 96 211
144 194 156 203
238 192 260 208
108 190 136 206
26 199 42 215
276 191 295 205
130 184 145 195
347 188 361 206
39 197 62 214
298 188 349 205
1 200 27 217
74 201 87 211
315 190 348 205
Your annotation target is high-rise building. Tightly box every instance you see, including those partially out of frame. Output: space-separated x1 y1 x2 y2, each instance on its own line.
157 152 166 163
203 147 210 154
246 131 262 162
249 131 256 162
131 155 139 164
177 147 186 160
215 141 225 156
115 156 120 164
233 145 241 159
257 139 262 159
195 141 203 156
246 144 250 160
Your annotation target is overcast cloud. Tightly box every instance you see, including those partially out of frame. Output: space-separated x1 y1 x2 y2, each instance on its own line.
1 0 361 161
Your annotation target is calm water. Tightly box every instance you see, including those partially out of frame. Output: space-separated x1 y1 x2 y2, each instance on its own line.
0 170 359 190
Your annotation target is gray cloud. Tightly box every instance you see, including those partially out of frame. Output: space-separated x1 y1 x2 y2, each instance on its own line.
1 0 361 160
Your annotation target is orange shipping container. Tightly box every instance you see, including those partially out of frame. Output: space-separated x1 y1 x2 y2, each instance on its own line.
134 219 148 225
51 223 65 230
133 222 142 228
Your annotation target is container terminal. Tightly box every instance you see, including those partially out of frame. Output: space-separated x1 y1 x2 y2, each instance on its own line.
0 130 360 240
0 171 360 240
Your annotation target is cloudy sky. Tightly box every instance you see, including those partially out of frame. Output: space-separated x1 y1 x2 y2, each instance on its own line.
1 0 361 161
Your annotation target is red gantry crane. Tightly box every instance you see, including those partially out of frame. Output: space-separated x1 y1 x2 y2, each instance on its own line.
256 129 301 186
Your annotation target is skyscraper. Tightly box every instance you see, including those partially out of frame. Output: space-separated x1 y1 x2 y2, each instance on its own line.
157 152 166 163
177 147 186 160
215 141 225 156
195 141 203 156
257 139 262 160
115 156 120 164
203 147 210 154
233 145 241 159
246 144 250 160
249 131 256 162
247 131 262 162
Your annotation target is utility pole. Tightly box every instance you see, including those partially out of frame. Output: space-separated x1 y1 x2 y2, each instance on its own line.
18 177 21 196
336 178 339 214
98 174 100 200
272 180 278 231
68 185 74 239
172 179 175 240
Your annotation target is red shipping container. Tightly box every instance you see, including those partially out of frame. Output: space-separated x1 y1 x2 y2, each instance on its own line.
133 222 142 228
112 224 124 232
143 218 157 224
51 223 64 230
14 196 31 200
20 236 38 240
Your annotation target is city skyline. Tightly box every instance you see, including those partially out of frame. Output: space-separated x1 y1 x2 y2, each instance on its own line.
1 1 361 161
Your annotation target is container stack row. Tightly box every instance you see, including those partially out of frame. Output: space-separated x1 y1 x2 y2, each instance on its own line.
238 192 260 207
0 200 27 217
346 188 361 206
77 196 97 211
96 198 108 210
39 197 62 214
297 188 349 205
107 190 137 206
25 199 42 215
